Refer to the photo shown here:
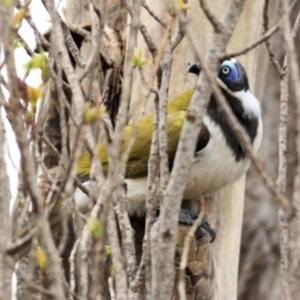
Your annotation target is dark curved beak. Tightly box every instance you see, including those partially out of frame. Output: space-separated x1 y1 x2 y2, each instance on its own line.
187 63 201 76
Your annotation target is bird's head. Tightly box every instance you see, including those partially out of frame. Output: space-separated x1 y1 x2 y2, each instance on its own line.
187 58 261 120
187 58 249 92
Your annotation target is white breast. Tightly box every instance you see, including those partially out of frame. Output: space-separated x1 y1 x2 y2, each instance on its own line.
183 114 261 199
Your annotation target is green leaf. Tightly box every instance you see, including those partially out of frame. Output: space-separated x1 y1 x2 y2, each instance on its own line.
2 0 12 6
132 47 152 67
36 246 48 270
25 54 49 80
176 0 190 10
27 85 42 108
84 103 104 123
87 217 102 238
104 245 111 256
14 8 26 26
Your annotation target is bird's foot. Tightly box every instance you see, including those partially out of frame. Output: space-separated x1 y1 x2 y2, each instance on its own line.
179 209 216 243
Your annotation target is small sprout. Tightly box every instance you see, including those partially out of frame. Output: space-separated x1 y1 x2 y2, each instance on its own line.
104 245 111 256
176 0 190 10
14 8 27 26
14 39 26 49
87 217 102 238
24 110 34 120
109 263 120 275
84 103 105 123
27 85 42 108
36 246 48 270
132 47 152 67
2 0 12 6
25 54 49 80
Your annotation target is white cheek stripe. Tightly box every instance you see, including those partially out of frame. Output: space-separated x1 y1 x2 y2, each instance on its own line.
216 78 261 119
232 90 261 118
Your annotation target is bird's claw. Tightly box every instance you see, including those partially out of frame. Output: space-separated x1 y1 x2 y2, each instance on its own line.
199 220 216 243
179 209 216 243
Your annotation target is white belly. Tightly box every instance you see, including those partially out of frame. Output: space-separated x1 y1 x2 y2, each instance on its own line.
183 147 251 199
184 115 262 198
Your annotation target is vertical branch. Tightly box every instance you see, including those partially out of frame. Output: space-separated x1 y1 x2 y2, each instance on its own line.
0 111 13 299
158 43 172 192
44 0 85 129
277 72 290 299
279 1 300 298
107 203 128 299
113 0 141 149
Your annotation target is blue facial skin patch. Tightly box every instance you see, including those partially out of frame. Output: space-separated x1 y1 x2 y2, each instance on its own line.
221 60 239 82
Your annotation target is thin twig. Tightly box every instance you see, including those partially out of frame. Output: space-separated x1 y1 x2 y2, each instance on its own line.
171 11 185 51
66 23 92 41
60 18 87 69
17 34 35 57
138 67 158 94
115 187 137 282
178 190 206 299
107 202 128 297
78 0 103 82
40 134 90 196
127 2 158 59
223 0 297 60
142 2 167 28
263 0 284 77
198 0 223 32
223 24 279 60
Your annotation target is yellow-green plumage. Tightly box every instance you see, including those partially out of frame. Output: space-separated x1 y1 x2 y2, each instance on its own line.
77 88 195 178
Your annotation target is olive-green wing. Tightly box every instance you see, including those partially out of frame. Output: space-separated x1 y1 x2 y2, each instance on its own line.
77 110 186 179
124 110 186 178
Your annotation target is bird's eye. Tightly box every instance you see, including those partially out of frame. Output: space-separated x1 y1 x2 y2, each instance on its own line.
220 60 239 82
222 66 230 74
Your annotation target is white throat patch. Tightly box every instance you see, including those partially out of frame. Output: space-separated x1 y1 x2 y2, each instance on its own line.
232 90 261 118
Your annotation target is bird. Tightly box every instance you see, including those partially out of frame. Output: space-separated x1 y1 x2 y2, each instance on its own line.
13 58 262 257
74 58 263 218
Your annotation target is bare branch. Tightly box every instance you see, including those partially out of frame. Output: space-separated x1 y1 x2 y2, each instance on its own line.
223 24 279 59
59 19 87 69
142 2 167 28
107 203 128 297
263 0 284 77
127 2 158 59
78 1 103 82
198 0 223 32
158 43 172 191
178 192 206 300
292 9 300 39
